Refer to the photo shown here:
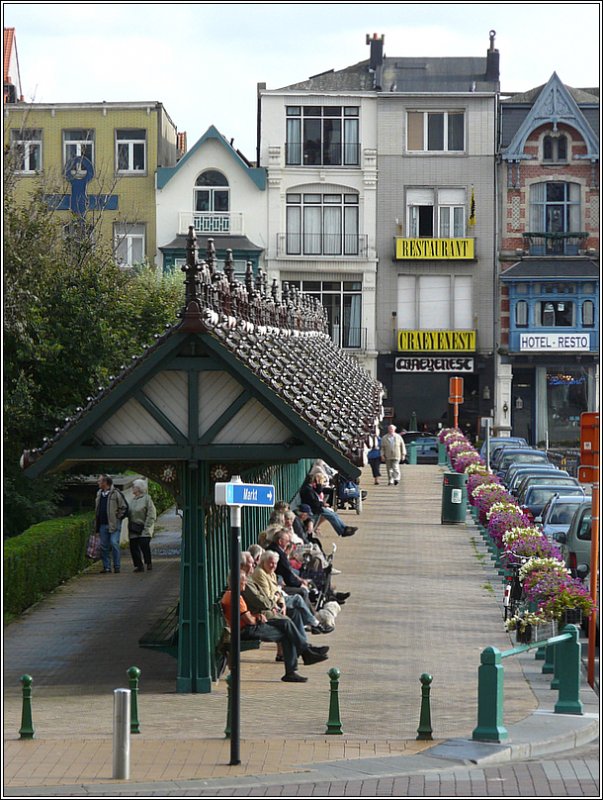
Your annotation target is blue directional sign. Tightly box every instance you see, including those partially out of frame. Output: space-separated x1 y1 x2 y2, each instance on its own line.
214 482 275 508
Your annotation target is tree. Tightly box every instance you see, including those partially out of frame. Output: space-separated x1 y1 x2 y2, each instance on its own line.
3 164 183 535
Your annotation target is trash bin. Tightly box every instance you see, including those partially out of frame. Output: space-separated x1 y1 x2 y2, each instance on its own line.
441 472 467 524
437 442 448 466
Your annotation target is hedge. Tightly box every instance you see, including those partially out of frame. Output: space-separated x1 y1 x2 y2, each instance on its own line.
4 512 94 617
4 479 176 618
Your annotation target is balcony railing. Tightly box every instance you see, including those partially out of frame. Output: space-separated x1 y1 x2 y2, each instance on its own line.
277 233 368 258
285 142 361 166
522 232 588 256
178 212 244 236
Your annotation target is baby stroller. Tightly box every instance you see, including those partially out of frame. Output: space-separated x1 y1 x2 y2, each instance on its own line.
301 543 336 612
335 474 363 515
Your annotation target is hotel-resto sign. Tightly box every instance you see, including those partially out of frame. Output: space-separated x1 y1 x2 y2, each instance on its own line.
519 333 590 352
395 238 475 260
398 330 476 352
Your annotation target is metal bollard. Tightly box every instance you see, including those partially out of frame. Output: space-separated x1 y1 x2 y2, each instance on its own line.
472 646 509 742
112 689 131 780
325 667 343 735
554 625 583 715
416 673 433 740
127 667 141 734
19 674 35 740
224 672 232 739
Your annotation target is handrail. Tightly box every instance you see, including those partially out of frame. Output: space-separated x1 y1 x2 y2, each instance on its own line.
472 625 583 743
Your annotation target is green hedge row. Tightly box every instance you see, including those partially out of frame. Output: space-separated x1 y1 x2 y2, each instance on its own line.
4 480 176 619
4 512 94 617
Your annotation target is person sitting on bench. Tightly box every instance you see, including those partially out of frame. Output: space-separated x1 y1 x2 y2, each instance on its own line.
221 571 328 683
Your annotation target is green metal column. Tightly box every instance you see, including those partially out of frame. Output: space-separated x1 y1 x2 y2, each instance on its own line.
177 460 212 693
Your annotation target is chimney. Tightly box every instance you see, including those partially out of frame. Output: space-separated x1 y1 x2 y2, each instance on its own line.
177 132 187 159
485 29 500 83
366 33 384 71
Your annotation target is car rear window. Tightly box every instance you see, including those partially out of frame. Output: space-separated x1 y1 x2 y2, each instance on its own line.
577 512 592 540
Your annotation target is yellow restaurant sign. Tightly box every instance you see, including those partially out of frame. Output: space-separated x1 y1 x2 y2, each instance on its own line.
395 238 475 260
398 330 476 352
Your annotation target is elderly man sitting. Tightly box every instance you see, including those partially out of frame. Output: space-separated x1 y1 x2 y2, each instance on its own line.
221 571 328 683
245 551 329 639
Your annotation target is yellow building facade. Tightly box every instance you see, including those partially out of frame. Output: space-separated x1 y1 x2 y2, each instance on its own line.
4 102 179 266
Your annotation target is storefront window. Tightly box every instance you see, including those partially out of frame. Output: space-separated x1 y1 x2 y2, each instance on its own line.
547 369 588 445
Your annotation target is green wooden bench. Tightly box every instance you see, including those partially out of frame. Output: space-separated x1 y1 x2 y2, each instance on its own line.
139 603 179 659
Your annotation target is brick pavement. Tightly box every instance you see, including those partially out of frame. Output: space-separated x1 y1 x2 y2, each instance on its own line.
3 465 598 795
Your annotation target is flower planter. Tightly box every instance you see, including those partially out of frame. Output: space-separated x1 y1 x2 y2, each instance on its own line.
516 625 532 644
561 608 583 626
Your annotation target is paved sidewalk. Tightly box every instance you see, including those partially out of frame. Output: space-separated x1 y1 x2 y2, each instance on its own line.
3 466 598 796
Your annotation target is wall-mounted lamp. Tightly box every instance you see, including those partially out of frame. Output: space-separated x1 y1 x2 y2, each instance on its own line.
482 386 491 400
515 396 524 410
502 402 509 416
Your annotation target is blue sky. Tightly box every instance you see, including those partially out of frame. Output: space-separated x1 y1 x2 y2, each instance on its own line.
4 2 601 157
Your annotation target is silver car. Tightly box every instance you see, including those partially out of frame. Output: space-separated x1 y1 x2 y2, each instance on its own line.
538 494 592 542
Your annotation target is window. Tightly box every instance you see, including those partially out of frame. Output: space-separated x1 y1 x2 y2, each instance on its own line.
397 275 472 329
538 300 574 327
286 106 359 166
515 300 529 327
529 182 580 233
286 192 359 255
114 223 145 266
286 279 363 348
407 188 466 237
63 129 94 165
116 129 146 172
193 170 230 232
582 300 595 327
407 111 464 152
10 129 42 172
543 134 568 162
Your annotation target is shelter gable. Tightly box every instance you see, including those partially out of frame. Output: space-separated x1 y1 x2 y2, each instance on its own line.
212 398 292 445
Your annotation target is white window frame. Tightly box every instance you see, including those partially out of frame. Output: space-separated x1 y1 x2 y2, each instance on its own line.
407 111 465 153
397 274 473 329
63 129 94 166
114 223 146 266
115 129 146 173
11 129 42 173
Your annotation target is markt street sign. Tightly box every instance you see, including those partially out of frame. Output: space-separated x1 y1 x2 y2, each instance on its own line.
214 482 276 507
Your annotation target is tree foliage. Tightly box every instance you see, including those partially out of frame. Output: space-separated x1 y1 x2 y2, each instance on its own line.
3 170 184 535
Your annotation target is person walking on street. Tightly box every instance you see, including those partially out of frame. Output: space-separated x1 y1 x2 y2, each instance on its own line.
95 475 128 573
380 425 407 486
367 432 382 485
127 479 157 573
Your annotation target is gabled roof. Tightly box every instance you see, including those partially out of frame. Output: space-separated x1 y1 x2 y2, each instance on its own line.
21 236 382 481
502 73 599 161
157 125 266 190
4 27 23 102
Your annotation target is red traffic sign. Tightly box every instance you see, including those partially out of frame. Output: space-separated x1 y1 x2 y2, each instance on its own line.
449 376 464 404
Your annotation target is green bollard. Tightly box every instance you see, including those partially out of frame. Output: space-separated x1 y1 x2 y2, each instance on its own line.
416 673 433 740
128 666 141 734
554 625 583 715
472 646 509 742
225 673 232 739
19 674 35 740
408 442 417 465
325 667 343 735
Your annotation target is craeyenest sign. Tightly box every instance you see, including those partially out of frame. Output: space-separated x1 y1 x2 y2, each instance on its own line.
398 330 476 352
395 356 474 373
395 238 475 260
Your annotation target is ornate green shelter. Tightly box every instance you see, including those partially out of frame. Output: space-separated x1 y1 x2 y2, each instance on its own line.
22 231 383 692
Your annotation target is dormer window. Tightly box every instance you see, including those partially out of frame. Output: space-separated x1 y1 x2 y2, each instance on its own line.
543 134 568 162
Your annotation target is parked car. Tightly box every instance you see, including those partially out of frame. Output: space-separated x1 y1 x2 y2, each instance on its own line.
538 494 592 541
496 449 551 480
480 436 528 464
507 465 564 495
554 502 594 574
519 484 585 521
401 432 439 464
515 473 579 499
